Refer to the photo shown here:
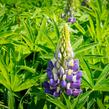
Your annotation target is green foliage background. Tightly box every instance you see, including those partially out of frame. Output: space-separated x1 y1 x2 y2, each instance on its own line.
0 0 109 109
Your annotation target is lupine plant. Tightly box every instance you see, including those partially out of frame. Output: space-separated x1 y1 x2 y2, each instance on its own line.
0 0 109 109
44 24 82 97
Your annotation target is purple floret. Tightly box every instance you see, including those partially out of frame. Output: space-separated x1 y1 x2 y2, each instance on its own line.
68 17 76 23
48 61 54 69
66 89 72 95
71 81 80 89
46 69 53 79
72 89 82 96
66 74 73 81
76 71 82 79
61 80 67 88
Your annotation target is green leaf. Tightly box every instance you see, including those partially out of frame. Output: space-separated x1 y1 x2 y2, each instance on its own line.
80 6 95 17
77 91 92 109
47 95 67 109
72 37 83 50
88 16 95 38
94 79 109 91
95 64 109 85
80 58 94 88
0 31 15 38
87 98 95 109
0 75 10 89
17 65 36 73
71 96 79 109
52 19 60 39
75 43 98 54
13 78 37 92
97 98 105 109
0 58 10 84
96 0 102 13
74 22 86 35
0 101 8 109
62 94 72 109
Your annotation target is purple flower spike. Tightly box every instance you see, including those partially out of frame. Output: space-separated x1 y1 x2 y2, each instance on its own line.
72 60 79 71
68 17 76 23
43 24 82 97
47 69 53 79
61 80 67 88
44 88 51 94
43 81 50 89
74 59 79 65
49 79 55 86
58 66 65 77
53 91 60 97
66 74 73 81
71 82 80 88
48 61 54 69
72 65 79 71
76 71 82 79
58 51 62 59
72 89 82 96
66 89 72 95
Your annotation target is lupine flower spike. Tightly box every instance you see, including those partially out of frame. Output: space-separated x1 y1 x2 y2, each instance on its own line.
43 24 82 97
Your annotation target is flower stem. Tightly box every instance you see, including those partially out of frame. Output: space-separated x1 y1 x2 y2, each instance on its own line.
8 90 15 109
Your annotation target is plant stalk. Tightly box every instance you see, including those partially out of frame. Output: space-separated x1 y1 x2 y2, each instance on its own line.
8 90 15 109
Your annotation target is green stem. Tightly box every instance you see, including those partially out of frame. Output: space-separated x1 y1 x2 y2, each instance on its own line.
8 90 15 109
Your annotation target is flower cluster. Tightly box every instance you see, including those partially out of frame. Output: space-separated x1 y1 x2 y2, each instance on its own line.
61 0 76 23
43 24 82 97
61 11 76 24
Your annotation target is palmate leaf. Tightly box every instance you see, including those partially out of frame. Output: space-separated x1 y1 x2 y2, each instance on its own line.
11 70 39 92
0 58 10 84
0 39 10 45
97 98 105 109
17 65 36 73
62 94 72 109
87 98 96 109
0 74 10 89
21 34 33 51
74 22 86 35
77 91 92 109
23 18 36 43
36 18 47 44
75 43 98 55
0 31 15 38
47 94 67 109
80 58 94 88
62 93 79 109
95 64 109 84
72 37 83 50
94 64 109 91
13 78 37 92
94 79 109 91
47 91 92 109
36 17 56 49
52 19 60 39
0 31 18 46
87 16 95 39
96 0 102 13
82 77 92 88
80 6 95 17
95 10 101 41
